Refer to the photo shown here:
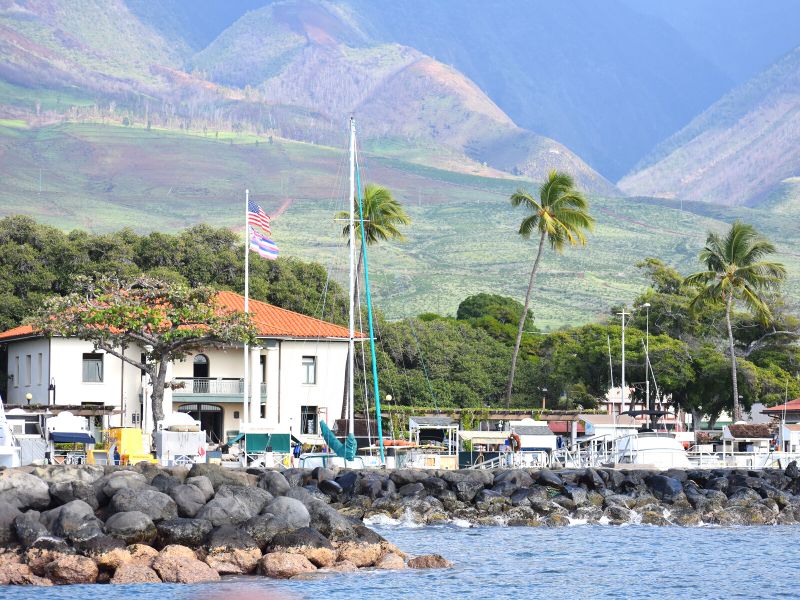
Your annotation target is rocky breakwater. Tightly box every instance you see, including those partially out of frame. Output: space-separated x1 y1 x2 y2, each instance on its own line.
0 464 451 587
310 462 800 528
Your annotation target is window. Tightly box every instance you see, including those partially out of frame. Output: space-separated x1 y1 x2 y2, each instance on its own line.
301 405 318 434
37 353 43 386
82 353 104 383
14 356 19 388
302 356 316 385
24 355 31 386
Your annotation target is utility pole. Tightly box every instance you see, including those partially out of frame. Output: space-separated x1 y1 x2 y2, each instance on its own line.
618 308 629 412
643 302 651 425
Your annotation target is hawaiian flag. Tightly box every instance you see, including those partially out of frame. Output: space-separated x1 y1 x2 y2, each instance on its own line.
247 199 272 235
249 226 279 260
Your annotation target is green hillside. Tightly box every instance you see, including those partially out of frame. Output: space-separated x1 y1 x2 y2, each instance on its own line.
2 121 799 329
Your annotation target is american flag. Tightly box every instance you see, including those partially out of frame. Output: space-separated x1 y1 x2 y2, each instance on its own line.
249 227 279 260
247 199 272 234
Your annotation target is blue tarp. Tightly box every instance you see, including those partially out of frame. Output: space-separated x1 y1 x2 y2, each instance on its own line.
50 432 96 444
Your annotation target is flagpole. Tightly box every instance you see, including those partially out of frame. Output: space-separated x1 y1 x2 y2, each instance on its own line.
347 118 355 438
243 189 250 425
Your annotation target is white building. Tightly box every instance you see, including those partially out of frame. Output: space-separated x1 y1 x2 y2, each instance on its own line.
0 291 351 444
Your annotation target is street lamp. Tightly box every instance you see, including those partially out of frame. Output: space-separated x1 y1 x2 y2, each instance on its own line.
25 392 32 406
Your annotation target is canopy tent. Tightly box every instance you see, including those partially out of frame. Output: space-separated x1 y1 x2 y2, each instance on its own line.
49 432 95 444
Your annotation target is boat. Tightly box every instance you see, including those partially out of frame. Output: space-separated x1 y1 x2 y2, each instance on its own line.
0 394 21 467
609 431 691 469
314 117 386 468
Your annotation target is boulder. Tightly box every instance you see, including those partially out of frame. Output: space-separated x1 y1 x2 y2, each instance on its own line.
14 512 49 548
242 514 290 548
184 476 215 502
318 479 343 497
105 511 157 545
73 535 126 558
187 463 252 491
49 480 100 510
258 470 291 496
156 518 213 547
785 460 799 479
195 496 254 526
44 554 99 585
453 480 484 502
398 482 425 497
0 502 22 544
0 562 53 586
94 547 132 571
407 554 453 569
110 563 161 584
263 496 311 525
41 500 103 541
604 505 633 524
158 544 197 561
34 464 104 486
495 469 534 489
645 475 683 503
282 468 309 487
25 546 72 576
336 471 360 494
564 485 588 507
376 552 406 570
110 488 178 522
0 470 51 510
537 469 564 490
356 477 383 498
127 544 159 566
150 473 181 495
96 470 148 503
336 541 383 567
311 467 335 483
204 529 261 575
268 527 337 567
306 499 355 541
170 484 207 518
259 552 316 579
323 560 358 573
152 554 221 583
216 484 272 515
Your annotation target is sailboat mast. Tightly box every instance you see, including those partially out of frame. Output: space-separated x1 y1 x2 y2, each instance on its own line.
347 118 356 437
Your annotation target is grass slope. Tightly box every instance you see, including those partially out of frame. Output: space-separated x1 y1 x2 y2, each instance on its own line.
2 122 799 328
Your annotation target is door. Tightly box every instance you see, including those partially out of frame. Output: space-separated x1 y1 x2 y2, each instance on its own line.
178 403 223 443
193 354 209 393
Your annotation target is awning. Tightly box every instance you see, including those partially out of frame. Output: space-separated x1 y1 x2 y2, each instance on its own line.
50 432 96 444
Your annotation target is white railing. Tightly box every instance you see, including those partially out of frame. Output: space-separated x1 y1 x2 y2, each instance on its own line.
468 450 552 470
174 377 244 395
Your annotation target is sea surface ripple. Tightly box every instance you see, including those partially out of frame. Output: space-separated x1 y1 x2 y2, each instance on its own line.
2 524 797 599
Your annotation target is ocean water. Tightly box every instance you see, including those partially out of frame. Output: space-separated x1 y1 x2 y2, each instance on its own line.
2 523 797 599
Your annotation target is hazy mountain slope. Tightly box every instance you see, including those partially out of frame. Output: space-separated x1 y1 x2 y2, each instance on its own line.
346 0 732 180
0 0 178 92
619 47 800 206
191 1 615 193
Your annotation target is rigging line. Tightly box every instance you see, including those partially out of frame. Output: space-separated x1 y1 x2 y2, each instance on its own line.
408 317 439 413
356 278 373 453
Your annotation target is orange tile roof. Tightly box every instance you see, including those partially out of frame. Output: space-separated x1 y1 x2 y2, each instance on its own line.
0 324 35 341
0 293 356 342
763 398 800 413
215 291 357 339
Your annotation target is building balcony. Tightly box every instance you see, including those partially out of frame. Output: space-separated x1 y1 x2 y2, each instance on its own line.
172 378 267 403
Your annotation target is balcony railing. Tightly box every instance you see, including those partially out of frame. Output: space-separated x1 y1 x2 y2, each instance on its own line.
175 377 243 395
173 378 268 397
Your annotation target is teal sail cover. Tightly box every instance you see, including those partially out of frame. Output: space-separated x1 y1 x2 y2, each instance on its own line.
320 420 356 461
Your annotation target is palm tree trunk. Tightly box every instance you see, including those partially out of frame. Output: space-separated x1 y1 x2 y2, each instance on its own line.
505 230 547 407
725 294 740 422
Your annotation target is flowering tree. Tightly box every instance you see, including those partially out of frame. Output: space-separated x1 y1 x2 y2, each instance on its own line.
31 277 256 426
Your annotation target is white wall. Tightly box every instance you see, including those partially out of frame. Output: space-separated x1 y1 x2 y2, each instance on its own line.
172 346 244 379
6 337 49 405
275 339 347 434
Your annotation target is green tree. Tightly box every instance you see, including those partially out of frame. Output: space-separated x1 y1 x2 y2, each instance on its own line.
685 221 786 421
31 277 256 426
337 183 410 276
505 170 594 406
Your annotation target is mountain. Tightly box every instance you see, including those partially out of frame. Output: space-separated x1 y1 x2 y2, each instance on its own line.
619 46 800 207
189 1 616 192
344 0 733 181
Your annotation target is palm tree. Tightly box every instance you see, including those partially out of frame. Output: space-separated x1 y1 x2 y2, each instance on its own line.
505 170 594 407
337 183 410 275
685 221 786 422
336 183 409 417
